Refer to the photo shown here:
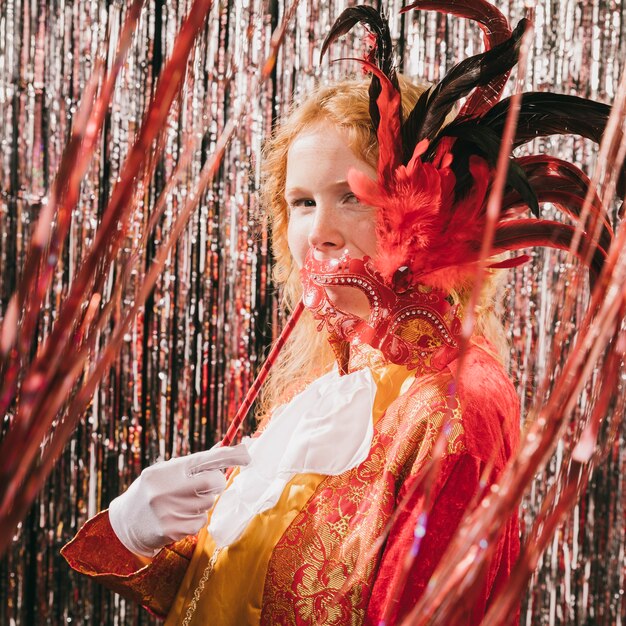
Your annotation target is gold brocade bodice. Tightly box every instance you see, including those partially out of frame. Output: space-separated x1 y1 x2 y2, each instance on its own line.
166 348 464 626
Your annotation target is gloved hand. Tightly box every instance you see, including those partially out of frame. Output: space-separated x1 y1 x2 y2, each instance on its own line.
109 443 251 557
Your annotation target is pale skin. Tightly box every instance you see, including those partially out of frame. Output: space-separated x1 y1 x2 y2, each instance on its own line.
285 120 378 318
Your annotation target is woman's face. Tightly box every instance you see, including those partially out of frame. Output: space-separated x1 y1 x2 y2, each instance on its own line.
285 120 378 317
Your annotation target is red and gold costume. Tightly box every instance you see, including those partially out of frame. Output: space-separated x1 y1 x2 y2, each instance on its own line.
62 0 617 621
63 333 520 625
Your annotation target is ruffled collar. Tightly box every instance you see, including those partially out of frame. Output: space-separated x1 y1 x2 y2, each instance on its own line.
209 367 376 548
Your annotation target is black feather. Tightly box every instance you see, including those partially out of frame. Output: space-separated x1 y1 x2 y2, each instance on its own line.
321 5 397 131
507 160 540 217
434 126 501 196
480 92 626 196
482 92 610 147
401 19 527 161
494 221 606 279
400 85 433 159
432 124 540 216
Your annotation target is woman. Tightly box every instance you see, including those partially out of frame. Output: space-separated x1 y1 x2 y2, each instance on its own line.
62 83 520 626
62 4 613 625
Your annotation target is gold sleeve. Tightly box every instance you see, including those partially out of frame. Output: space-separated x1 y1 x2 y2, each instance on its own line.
61 510 196 618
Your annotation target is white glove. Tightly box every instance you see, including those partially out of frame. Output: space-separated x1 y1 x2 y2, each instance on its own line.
109 443 251 557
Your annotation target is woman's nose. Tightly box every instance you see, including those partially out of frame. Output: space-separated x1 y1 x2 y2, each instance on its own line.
307 206 345 252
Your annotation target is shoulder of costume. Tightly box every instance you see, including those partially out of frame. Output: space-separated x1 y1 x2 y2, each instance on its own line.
445 341 520 467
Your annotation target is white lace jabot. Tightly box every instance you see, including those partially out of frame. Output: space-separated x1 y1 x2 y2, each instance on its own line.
208 367 376 548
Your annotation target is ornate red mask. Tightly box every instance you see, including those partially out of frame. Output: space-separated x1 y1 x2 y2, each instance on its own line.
301 249 462 374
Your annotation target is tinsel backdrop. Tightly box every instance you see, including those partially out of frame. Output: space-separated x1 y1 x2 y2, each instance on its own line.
0 0 624 624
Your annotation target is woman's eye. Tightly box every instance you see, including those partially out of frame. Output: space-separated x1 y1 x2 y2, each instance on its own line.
289 198 316 208
343 193 360 204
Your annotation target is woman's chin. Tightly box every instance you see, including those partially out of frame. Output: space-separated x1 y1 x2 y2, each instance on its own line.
324 287 371 320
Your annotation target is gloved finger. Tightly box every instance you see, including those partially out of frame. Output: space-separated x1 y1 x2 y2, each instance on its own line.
193 470 227 496
188 443 251 475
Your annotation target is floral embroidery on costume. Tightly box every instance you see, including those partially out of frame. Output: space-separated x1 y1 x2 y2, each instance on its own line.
261 372 464 625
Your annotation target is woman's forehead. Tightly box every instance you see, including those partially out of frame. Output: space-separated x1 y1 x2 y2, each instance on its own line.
287 122 362 167
285 124 374 189
289 119 348 149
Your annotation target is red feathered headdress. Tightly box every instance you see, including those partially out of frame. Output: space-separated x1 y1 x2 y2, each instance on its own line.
320 2 620 292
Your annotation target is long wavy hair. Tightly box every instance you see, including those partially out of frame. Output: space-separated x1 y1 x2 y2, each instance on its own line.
259 77 508 414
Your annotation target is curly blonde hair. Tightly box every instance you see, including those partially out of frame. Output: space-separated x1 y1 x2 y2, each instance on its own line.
260 77 508 413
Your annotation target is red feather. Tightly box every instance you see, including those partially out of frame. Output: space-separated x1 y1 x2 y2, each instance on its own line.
503 155 613 253
488 255 531 269
349 139 492 290
402 0 512 116
357 60 403 184
401 0 510 44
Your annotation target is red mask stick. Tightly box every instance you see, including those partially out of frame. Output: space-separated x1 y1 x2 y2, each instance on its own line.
221 300 305 446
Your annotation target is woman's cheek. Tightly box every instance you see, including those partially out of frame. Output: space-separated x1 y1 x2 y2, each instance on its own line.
286 217 307 269
353 215 378 259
